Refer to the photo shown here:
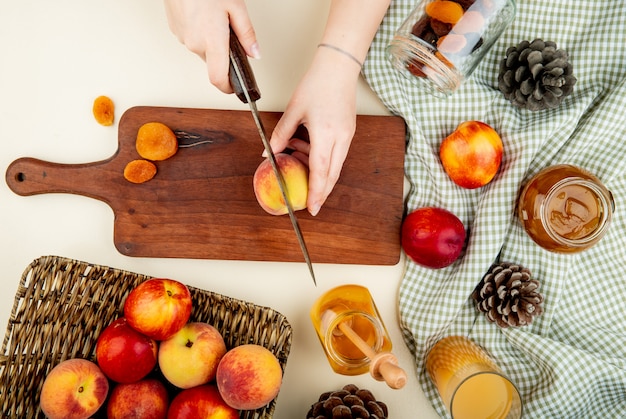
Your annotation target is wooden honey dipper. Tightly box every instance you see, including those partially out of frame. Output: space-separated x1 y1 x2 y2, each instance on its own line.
337 321 407 389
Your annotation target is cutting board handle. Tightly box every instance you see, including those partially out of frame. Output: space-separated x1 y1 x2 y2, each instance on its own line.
6 157 114 204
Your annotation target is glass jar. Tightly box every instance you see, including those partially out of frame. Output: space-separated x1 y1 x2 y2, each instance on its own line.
387 0 516 97
518 164 615 253
310 285 392 376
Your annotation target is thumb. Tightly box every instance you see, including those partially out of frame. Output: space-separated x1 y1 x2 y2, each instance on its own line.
229 12 261 59
268 111 302 155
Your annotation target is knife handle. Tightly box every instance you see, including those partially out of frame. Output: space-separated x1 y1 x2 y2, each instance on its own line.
228 28 261 103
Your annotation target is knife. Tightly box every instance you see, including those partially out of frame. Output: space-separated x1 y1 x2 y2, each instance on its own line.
228 29 317 286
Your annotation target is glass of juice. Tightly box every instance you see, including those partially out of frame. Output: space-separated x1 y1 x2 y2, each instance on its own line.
518 164 614 253
310 284 392 376
426 336 522 419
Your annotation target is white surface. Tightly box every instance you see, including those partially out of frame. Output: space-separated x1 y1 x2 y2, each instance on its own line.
0 1 439 417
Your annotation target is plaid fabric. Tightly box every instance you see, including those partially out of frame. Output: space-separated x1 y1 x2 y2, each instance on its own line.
362 1 626 417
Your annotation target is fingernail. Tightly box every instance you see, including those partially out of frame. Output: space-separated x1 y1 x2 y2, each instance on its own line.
250 43 261 60
261 149 268 158
309 203 321 217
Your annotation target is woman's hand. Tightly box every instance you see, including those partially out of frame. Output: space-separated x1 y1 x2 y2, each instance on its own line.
163 0 260 94
269 46 361 216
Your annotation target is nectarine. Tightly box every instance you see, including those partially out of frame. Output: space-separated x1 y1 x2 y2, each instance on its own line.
158 322 227 389
401 207 466 269
253 153 308 215
95 317 158 383
216 344 283 410
107 378 169 419
40 358 109 419
439 120 503 189
167 384 238 419
124 278 192 341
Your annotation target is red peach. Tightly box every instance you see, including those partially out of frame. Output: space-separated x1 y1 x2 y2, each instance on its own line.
124 278 192 341
167 384 238 419
401 207 466 269
106 378 169 419
439 120 503 189
95 317 158 383
216 344 283 410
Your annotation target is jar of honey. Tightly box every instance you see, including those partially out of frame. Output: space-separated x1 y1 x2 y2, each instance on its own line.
518 164 615 253
387 0 516 97
310 285 392 376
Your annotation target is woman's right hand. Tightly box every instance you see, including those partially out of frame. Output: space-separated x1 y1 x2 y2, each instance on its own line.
163 0 261 94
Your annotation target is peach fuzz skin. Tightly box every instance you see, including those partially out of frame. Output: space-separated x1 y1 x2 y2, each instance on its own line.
107 378 169 419
439 120 503 189
253 153 308 215
216 344 283 410
40 358 109 419
167 384 238 419
124 278 192 341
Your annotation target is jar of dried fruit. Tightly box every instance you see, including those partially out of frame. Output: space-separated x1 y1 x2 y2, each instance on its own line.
387 0 516 97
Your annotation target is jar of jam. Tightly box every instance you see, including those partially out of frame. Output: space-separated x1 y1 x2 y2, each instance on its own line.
310 285 392 376
387 0 516 97
518 164 615 253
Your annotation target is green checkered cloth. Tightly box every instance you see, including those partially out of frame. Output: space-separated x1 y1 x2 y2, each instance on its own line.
363 1 626 417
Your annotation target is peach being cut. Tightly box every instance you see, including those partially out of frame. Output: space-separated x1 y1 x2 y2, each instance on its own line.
216 344 283 410
439 120 503 189
40 358 109 419
253 153 308 215
158 322 227 389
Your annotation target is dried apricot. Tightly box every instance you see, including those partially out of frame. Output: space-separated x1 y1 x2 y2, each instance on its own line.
136 122 178 161
425 1 464 25
437 33 468 54
452 10 485 34
124 159 157 184
92 95 115 126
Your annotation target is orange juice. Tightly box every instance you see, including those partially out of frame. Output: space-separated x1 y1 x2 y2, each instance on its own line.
426 336 522 419
310 285 392 375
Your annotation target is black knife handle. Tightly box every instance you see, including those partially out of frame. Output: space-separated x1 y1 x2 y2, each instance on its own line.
228 28 261 103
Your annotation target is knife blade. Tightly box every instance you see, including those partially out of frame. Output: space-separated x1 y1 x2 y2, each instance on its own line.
228 29 316 286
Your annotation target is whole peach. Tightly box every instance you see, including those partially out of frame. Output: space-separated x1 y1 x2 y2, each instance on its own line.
106 378 169 419
253 153 308 215
401 207 466 269
40 358 109 419
167 384 238 419
439 120 503 189
216 344 283 410
124 277 193 341
158 322 227 389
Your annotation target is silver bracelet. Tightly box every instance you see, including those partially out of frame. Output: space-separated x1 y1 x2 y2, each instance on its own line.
317 43 363 67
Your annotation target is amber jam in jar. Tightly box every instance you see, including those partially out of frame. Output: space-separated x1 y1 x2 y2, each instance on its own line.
518 164 615 253
310 285 392 375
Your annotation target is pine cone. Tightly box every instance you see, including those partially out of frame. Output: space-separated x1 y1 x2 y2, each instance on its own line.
498 39 577 111
306 384 388 419
472 262 544 328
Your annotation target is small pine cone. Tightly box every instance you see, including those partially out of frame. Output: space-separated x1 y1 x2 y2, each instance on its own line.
498 39 577 111
306 384 388 419
472 262 544 328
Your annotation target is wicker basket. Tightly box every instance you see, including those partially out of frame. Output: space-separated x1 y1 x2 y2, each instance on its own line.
0 255 292 418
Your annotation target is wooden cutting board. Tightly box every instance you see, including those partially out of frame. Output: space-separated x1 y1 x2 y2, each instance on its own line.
6 106 406 265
